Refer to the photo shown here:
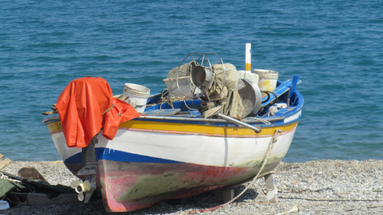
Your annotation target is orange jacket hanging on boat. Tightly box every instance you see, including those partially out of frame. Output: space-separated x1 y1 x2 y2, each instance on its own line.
56 77 140 148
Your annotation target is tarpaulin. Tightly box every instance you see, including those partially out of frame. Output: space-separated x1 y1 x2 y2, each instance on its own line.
0 179 25 198
56 77 140 148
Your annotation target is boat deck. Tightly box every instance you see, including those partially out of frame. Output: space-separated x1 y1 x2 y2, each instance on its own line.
140 79 303 128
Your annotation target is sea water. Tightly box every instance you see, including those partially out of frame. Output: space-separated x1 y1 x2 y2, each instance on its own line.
1 0 382 162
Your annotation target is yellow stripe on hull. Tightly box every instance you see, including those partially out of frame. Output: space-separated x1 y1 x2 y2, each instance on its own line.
119 120 298 137
47 119 298 137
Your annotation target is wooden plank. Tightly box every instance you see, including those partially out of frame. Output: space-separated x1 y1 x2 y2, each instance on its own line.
222 188 235 202
174 111 201 118
0 154 11 170
142 109 163 116
289 75 299 99
42 110 58 115
143 109 181 116
27 193 80 206
155 109 181 116
264 173 278 203
113 94 130 101
18 167 48 183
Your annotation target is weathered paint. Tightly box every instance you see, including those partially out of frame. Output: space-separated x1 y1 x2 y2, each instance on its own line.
46 119 297 168
46 121 63 135
50 123 296 211
44 97 301 212
47 124 296 212
65 158 282 212
43 77 304 213
96 160 282 212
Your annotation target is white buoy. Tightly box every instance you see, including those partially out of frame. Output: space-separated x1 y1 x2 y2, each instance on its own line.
239 43 259 86
245 43 251 72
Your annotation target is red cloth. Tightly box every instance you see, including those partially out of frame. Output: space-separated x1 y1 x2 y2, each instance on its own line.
56 77 140 148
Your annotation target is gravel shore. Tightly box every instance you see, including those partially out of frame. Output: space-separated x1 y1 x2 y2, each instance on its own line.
1 160 383 215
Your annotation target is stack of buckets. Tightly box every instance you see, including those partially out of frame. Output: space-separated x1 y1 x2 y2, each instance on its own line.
123 83 150 113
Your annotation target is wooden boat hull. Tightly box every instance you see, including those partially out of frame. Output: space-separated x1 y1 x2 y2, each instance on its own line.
45 115 299 212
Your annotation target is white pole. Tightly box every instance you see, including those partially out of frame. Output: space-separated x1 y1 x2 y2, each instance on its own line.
245 43 251 72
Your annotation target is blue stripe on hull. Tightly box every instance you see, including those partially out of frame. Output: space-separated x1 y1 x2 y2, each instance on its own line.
64 148 183 164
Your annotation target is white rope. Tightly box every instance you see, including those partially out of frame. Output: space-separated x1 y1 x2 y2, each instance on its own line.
245 117 271 125
183 100 199 111
159 89 187 109
0 172 37 193
187 128 283 214
101 103 122 116
0 172 21 183
226 128 282 202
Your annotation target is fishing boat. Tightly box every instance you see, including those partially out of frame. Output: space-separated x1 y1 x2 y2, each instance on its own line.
42 51 303 212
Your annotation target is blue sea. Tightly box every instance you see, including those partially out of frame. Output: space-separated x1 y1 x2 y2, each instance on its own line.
1 0 382 162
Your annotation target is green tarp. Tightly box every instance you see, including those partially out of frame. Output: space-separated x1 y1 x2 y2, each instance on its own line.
0 179 26 198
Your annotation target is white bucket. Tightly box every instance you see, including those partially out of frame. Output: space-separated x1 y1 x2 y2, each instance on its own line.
163 76 200 99
0 200 10 210
238 70 259 86
123 83 150 113
253 69 278 93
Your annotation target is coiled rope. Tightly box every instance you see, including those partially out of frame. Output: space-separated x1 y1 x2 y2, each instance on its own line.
159 89 199 111
0 172 20 183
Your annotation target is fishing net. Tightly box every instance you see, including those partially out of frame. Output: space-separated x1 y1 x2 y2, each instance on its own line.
202 63 246 119
167 61 195 79
165 61 248 119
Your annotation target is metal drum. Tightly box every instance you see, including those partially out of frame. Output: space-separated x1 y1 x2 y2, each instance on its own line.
238 79 262 118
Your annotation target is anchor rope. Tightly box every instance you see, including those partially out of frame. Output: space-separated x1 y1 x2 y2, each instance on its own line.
159 89 199 111
188 129 282 214
0 172 20 183
0 172 36 193
245 117 271 125
159 89 186 109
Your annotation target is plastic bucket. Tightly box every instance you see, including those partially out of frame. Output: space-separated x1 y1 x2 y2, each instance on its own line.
123 83 150 113
253 69 278 93
0 200 10 210
238 70 259 86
